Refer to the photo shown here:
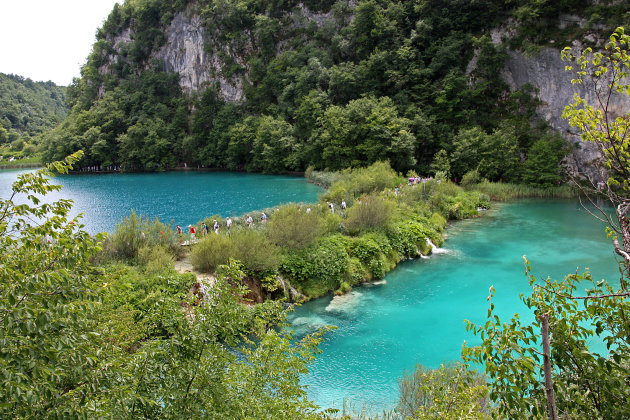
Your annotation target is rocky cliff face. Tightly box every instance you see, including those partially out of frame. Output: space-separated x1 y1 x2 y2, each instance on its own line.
154 10 247 101
501 46 630 182
100 3 340 102
102 7 248 101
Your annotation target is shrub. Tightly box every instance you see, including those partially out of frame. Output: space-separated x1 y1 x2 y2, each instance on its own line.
322 211 342 234
461 169 482 186
190 234 235 273
428 189 485 220
266 204 322 249
387 220 439 257
103 210 179 261
397 362 491 419
138 245 175 274
107 265 195 338
336 281 352 295
323 161 404 201
429 212 447 232
231 229 280 275
346 257 368 286
348 233 392 279
345 196 395 234
281 235 350 298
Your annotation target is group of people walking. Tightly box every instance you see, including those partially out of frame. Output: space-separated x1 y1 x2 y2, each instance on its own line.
175 212 270 243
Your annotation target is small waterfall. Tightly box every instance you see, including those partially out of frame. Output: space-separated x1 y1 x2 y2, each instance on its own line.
289 285 302 301
278 276 301 302
426 238 450 255
278 276 288 296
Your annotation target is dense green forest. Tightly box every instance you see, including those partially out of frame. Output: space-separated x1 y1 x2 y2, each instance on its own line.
0 73 67 160
41 0 627 184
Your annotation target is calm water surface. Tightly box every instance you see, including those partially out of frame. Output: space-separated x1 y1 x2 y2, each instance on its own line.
289 200 620 412
0 169 322 234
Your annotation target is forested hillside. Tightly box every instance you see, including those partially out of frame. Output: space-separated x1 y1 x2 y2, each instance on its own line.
41 0 627 184
0 73 67 153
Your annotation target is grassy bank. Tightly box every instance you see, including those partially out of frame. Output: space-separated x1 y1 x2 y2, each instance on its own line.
0 156 42 168
99 163 582 302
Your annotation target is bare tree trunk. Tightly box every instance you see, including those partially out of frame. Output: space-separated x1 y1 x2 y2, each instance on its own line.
540 312 559 420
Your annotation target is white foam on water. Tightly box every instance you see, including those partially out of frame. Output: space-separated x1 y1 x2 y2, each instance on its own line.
426 238 451 255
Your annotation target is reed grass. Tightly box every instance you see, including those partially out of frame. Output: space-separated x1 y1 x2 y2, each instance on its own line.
305 166 338 188
468 181 578 201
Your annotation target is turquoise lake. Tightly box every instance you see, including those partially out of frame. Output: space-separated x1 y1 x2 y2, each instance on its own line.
288 200 620 412
0 169 322 234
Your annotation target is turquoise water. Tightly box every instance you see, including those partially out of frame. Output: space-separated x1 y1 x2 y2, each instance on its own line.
0 169 321 234
1 169 620 412
289 200 620 412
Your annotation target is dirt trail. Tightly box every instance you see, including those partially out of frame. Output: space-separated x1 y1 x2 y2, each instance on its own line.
174 253 215 286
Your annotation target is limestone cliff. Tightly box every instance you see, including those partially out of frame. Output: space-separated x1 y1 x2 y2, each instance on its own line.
99 3 340 102
501 46 629 182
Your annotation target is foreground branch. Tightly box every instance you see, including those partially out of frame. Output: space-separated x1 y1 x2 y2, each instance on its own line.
540 313 558 420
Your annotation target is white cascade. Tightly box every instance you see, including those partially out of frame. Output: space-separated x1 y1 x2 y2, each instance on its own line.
426 238 450 255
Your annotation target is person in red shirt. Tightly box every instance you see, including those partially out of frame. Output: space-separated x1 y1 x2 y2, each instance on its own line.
189 225 196 242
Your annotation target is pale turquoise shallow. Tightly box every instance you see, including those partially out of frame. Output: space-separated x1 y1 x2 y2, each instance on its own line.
0 169 322 234
288 200 620 412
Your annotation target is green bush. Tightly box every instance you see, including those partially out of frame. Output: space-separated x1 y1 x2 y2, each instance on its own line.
344 196 395 234
231 229 280 275
346 257 368 286
337 281 352 295
281 235 350 298
190 234 235 273
429 212 447 232
323 161 404 201
428 189 485 220
387 219 439 258
138 245 175 274
266 204 322 249
106 264 195 338
397 362 491 419
461 169 482 186
321 211 343 234
102 210 179 261
348 233 392 279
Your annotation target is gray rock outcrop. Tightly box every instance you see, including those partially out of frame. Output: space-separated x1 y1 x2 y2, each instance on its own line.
154 11 246 101
501 46 630 182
